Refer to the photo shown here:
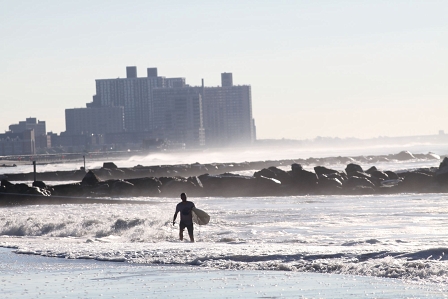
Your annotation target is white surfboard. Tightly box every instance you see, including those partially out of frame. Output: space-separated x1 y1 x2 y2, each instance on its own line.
192 207 210 225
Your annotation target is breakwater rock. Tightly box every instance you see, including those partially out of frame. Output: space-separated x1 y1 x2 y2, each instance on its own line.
1 151 441 182
1 152 448 201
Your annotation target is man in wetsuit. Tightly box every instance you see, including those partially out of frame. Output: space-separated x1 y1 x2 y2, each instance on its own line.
172 193 195 242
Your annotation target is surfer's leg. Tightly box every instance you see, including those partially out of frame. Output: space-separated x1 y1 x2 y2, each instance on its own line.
187 224 194 242
179 222 185 241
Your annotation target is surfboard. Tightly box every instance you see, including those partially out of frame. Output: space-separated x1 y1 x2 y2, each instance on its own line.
192 207 210 225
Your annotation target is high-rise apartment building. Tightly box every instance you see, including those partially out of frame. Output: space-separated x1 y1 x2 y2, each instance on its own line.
202 73 256 146
64 67 256 149
91 67 185 132
153 87 205 147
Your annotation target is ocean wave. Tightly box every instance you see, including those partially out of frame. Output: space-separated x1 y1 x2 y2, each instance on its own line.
2 239 447 283
1 193 448 284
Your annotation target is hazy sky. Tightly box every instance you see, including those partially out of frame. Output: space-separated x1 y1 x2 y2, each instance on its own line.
1 0 447 140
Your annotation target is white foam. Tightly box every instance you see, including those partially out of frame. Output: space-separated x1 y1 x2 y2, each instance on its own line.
1 193 448 283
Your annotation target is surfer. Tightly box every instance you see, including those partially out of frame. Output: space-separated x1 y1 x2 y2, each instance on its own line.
172 193 195 242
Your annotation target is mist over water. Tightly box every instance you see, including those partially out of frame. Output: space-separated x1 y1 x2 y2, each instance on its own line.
128 142 448 166
3 142 447 175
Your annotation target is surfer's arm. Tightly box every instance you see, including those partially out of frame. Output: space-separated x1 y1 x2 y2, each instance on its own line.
172 211 178 225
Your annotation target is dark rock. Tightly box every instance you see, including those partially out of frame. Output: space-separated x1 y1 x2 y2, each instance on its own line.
110 180 135 195
126 177 162 196
51 183 82 196
438 157 448 169
345 163 363 174
350 171 383 186
187 176 203 189
385 171 399 180
32 181 47 189
369 170 389 180
415 168 437 176
198 173 280 197
365 166 378 174
343 176 376 189
103 162 118 169
82 170 101 186
159 177 198 197
291 163 304 172
314 166 339 176
398 172 434 192
347 171 371 179
254 166 291 185
254 176 282 195
318 177 342 194
14 183 30 193
380 179 401 187
87 183 111 196
321 172 347 182
254 168 276 179
94 168 112 179
0 181 35 194
267 167 291 184
435 157 448 184
27 186 50 196
289 168 318 193
435 157 448 180
1 179 14 188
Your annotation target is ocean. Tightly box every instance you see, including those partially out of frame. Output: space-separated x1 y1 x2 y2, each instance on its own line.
1 144 448 298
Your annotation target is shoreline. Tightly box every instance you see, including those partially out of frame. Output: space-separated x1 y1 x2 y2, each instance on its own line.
1 247 446 298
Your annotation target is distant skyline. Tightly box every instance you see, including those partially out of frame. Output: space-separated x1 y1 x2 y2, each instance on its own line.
1 0 447 140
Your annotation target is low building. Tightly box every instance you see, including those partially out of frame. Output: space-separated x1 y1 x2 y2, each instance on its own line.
0 130 35 156
65 106 125 135
8 117 49 149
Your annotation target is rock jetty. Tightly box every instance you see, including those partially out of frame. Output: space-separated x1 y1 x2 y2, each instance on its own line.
1 151 448 203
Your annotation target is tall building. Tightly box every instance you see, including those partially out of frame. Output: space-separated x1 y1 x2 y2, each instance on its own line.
64 67 256 149
153 87 205 147
91 66 185 132
202 73 256 146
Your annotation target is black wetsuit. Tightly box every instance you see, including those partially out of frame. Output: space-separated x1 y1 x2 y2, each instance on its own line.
175 201 195 234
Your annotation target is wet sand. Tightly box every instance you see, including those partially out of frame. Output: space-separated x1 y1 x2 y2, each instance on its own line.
1 248 446 299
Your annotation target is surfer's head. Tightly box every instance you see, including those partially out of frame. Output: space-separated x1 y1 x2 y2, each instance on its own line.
180 193 187 201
